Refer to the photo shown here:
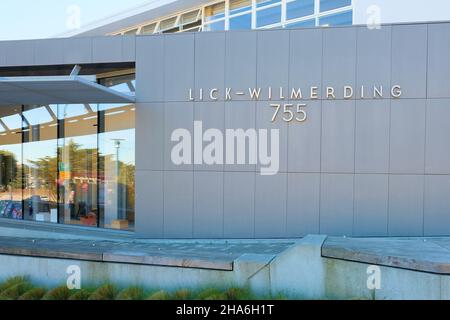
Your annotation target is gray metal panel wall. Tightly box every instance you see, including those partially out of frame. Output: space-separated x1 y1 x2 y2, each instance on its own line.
0 36 136 67
135 23 450 238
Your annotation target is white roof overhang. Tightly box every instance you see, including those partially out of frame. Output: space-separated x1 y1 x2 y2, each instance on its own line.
0 76 135 106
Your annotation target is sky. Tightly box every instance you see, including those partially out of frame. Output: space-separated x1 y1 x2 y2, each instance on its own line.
0 0 151 40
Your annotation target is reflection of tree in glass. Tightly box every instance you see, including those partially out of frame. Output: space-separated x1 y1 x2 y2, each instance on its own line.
0 150 18 191
24 140 135 211
99 146 135 214
26 154 58 202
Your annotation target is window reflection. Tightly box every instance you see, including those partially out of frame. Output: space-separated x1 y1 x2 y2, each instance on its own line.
204 20 225 31
319 10 352 26
230 0 251 15
205 2 225 21
286 0 314 20
22 105 58 223
114 0 353 34
58 104 89 119
0 75 136 231
0 106 22 220
2 113 22 130
98 103 135 230
285 18 315 28
58 104 98 227
229 13 252 30
257 5 282 27
22 106 54 125
320 0 351 12
256 0 280 8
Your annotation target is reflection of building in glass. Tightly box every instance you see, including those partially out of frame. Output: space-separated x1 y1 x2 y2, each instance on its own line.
0 74 136 230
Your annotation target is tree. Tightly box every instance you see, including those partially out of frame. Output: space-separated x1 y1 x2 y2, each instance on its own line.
0 150 18 191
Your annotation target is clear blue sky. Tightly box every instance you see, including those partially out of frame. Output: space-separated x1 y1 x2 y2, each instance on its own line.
0 0 151 40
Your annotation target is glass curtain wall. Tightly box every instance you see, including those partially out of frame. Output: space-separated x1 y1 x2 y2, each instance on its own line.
57 104 98 227
98 103 135 230
0 106 23 220
22 105 58 223
0 75 136 231
98 75 136 230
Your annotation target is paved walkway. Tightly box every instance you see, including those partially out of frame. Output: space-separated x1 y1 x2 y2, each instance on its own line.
323 237 450 274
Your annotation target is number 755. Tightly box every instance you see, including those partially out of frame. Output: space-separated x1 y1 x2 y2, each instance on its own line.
270 103 307 123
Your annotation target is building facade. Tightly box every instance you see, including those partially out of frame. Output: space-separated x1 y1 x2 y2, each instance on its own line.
67 0 354 36
1 8 450 238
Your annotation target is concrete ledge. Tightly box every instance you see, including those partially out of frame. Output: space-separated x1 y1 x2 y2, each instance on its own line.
103 251 233 270
0 237 291 272
322 237 450 275
2 234 450 299
0 246 103 262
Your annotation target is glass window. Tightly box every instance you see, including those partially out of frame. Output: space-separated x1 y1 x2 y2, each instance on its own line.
256 0 281 8
320 0 351 12
256 5 282 27
57 104 98 227
97 103 126 112
141 23 156 34
183 26 202 32
286 0 314 20
285 18 316 28
160 16 178 31
181 10 201 25
99 74 136 94
22 105 58 224
58 104 88 119
123 28 138 35
2 113 22 130
22 107 54 126
98 103 135 231
229 13 252 30
230 0 251 15
319 10 352 26
0 106 23 221
0 75 136 231
204 20 225 31
162 27 180 34
205 2 225 21
182 20 202 31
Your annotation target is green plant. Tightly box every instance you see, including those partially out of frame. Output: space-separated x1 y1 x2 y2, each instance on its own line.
172 288 193 300
0 276 28 293
116 287 145 300
0 277 267 300
195 288 224 300
205 293 227 300
42 286 72 300
224 287 254 300
0 282 33 300
68 289 92 300
270 293 287 300
147 290 170 300
18 288 47 300
89 284 117 300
